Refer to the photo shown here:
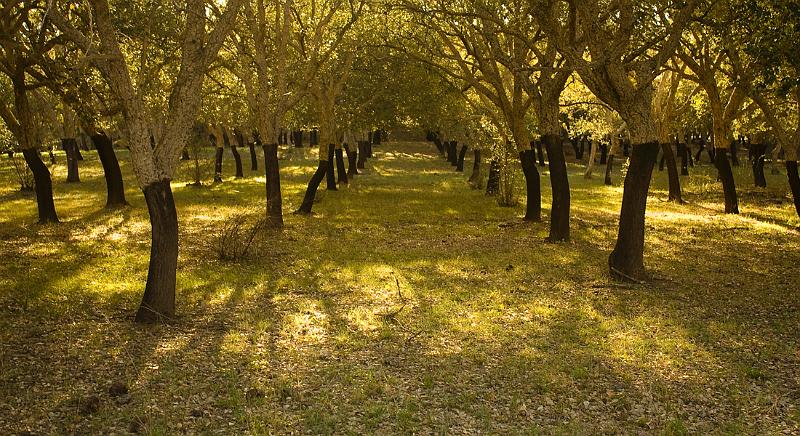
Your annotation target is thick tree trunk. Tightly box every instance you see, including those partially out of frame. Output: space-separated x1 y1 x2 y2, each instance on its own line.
519 150 541 221
678 142 689 175
214 146 224 182
786 161 800 218
62 138 80 183
263 143 283 227
544 134 570 242
297 161 327 214
468 149 482 187
326 145 337 190
91 133 127 208
456 145 468 172
335 147 348 185
249 142 258 171
22 149 59 224
608 142 659 281
357 141 367 169
135 179 178 323
661 143 683 202
715 149 739 214
486 159 500 196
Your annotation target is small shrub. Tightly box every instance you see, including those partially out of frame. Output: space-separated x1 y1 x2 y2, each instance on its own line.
216 212 268 261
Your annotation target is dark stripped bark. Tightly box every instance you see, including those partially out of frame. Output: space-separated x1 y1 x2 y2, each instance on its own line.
326 145 337 191
62 138 80 183
357 141 367 169
715 148 739 214
297 161 327 214
249 142 258 171
135 179 178 323
543 134 570 242
786 161 800 218
231 144 244 178
345 144 359 176
608 142 659 281
535 140 546 166
661 143 683 203
678 142 689 175
263 143 283 227
22 148 59 223
468 149 482 187
486 160 500 196
752 143 767 188
519 150 541 221
90 133 127 208
456 145 468 172
335 148 348 185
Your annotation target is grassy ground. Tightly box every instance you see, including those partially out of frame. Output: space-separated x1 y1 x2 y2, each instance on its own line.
0 142 798 435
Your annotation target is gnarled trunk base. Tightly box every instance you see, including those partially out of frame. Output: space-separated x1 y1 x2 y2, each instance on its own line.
297 161 327 214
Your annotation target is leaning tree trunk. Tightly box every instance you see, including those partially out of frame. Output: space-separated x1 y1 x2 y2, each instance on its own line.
715 147 739 214
135 179 178 323
297 161 327 214
661 143 683 203
544 134 570 242
335 146 348 185
608 142 659 281
22 149 59 223
456 145 468 172
519 150 541 221
263 143 283 227
62 138 80 183
231 143 244 178
90 133 127 208
786 160 800 218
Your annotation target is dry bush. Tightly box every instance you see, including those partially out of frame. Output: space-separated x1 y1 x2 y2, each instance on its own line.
216 212 269 261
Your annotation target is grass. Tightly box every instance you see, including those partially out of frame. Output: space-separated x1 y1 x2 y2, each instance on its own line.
0 142 798 434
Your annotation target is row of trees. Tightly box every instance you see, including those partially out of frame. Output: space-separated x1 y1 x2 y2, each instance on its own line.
1 0 798 322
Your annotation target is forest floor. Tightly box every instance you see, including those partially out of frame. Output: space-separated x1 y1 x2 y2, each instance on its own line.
0 141 799 435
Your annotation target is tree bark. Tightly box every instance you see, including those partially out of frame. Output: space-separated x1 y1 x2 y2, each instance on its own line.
584 140 598 178
345 143 359 176
486 159 500 196
335 147 348 185
231 143 244 178
22 149 59 223
90 133 128 208
752 143 767 188
449 141 458 166
715 148 739 214
519 150 541 221
135 179 178 323
678 142 689 175
297 161 327 214
544 134 570 241
62 138 80 183
468 149 482 187
604 155 614 185
357 141 367 169
535 140 546 166
608 142 659 281
456 145 468 172
326 144 337 190
249 142 258 171
787 161 800 218
661 143 683 202
263 143 283 227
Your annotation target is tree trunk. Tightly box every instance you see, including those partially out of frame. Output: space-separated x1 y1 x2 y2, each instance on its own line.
263 143 283 227
604 155 614 185
584 141 598 178
91 133 127 208
661 143 683 202
456 145 468 172
135 179 178 323
181 147 190 161
544 134 570 242
433 137 444 156
335 147 348 185
214 146 224 183
293 130 303 148
231 143 244 178
345 143 359 176
678 142 689 175
599 143 608 165
486 159 500 196
535 140 546 166
326 144 337 190
449 141 458 166
22 149 59 224
62 138 80 183
730 140 740 166
752 143 767 188
519 150 541 221
297 161 327 214
249 142 258 171
357 141 367 169
715 148 739 213
468 149 482 187
786 161 800 218
608 142 659 281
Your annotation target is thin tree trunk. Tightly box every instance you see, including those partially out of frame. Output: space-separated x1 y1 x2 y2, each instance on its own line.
335 147 348 185
544 134 570 241
231 143 244 178
62 138 80 183
661 143 683 202
468 149 482 187
608 142 659 281
91 133 128 208
135 179 178 323
326 144 337 190
345 143 359 176
456 145 468 172
486 159 500 196
604 155 615 185
715 148 739 213
263 143 283 227
22 149 59 223
297 161 327 214
249 142 258 171
584 140 598 178
535 140 546 166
